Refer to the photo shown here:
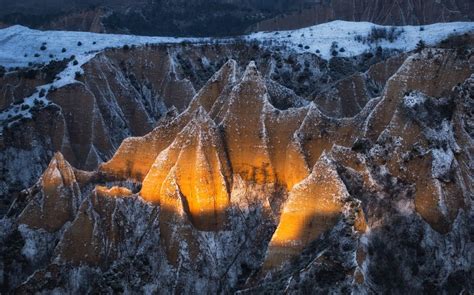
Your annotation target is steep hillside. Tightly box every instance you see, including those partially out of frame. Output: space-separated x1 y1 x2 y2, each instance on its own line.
0 0 472 36
253 0 474 32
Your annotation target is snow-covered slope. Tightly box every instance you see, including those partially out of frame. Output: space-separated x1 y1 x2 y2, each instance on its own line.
0 25 207 68
0 21 473 69
247 21 474 59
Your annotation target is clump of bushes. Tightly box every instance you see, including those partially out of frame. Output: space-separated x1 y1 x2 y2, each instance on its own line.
20 69 38 79
355 26 403 44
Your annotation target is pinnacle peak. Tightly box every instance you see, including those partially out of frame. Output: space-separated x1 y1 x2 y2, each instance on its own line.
210 59 237 82
52 152 66 162
241 61 262 82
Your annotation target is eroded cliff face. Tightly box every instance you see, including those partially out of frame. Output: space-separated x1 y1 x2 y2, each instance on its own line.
253 0 474 32
1 43 473 293
1 0 472 36
3 40 351 214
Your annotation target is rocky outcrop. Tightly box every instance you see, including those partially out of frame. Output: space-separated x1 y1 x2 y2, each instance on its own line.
263 155 347 270
314 53 408 118
18 153 83 232
141 108 232 231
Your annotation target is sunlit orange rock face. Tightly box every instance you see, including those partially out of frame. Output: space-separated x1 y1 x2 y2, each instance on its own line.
95 185 133 198
263 155 346 269
141 108 232 231
18 152 82 232
102 54 461 265
219 62 276 184
99 59 237 182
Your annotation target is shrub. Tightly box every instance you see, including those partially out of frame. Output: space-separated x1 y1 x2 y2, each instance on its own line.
38 89 46 97
40 45 47 51
123 44 130 50
34 53 40 57
376 46 383 57
366 26 402 43
77 41 82 46
72 60 79 66
0 66 5 78
339 47 346 52
62 48 67 53
415 40 426 53
330 41 339 56
420 27 425 31
304 45 310 49
22 69 38 79
75 71 82 79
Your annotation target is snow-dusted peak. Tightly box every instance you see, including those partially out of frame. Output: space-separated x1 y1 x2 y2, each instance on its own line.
209 59 237 83
241 61 262 82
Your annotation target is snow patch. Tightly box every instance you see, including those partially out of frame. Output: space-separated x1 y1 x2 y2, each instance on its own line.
403 91 427 108
431 148 454 179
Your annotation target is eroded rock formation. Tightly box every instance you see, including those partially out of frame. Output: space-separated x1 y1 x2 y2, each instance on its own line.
1 44 473 293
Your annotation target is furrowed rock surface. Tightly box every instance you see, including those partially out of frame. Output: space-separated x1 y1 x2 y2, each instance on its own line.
1 40 473 294
263 155 347 270
253 0 474 32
